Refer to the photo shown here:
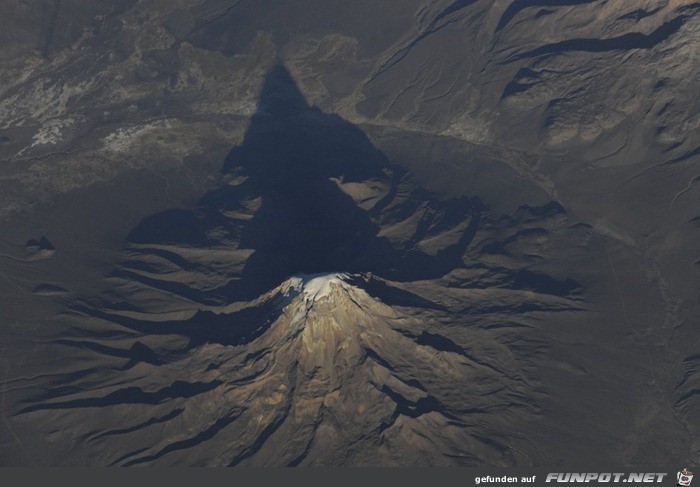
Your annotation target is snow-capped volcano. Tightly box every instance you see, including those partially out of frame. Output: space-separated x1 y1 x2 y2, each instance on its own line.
286 272 352 304
1 62 594 466
13 270 554 466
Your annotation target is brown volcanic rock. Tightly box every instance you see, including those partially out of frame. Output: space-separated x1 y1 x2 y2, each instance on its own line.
12 272 553 466
0 0 698 467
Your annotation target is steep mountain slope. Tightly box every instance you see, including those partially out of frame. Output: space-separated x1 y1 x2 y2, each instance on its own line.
12 272 554 466
0 0 698 466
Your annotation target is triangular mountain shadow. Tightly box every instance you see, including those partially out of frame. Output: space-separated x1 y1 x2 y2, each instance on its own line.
18 68 581 466
126 64 481 302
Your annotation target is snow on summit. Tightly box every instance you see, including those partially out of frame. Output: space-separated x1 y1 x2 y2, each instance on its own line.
287 272 350 302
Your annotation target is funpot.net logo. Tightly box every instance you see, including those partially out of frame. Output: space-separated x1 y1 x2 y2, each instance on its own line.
545 473 668 483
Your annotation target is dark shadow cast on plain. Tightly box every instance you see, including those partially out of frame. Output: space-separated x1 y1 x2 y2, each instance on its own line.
126 64 481 302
